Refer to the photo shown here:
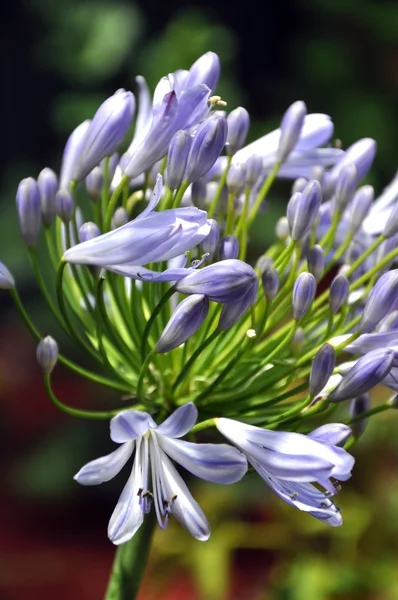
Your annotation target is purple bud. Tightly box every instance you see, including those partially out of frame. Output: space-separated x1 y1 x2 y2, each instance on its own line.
16 177 41 246
0 261 15 289
245 155 263 187
309 165 325 184
261 266 279 301
219 235 239 260
226 107 250 156
111 207 129 230
156 294 209 352
226 163 246 194
37 168 58 227
307 245 325 282
185 115 228 183
377 310 398 333
291 177 308 195
277 101 307 163
201 218 219 258
79 222 101 243
329 349 394 402
191 178 208 209
333 163 357 212
73 91 135 182
175 259 257 303
287 180 322 241
218 284 257 330
36 336 59 374
359 270 398 333
185 51 220 93
383 201 398 238
347 185 374 234
329 274 349 313
349 394 370 437
256 255 273 274
309 343 336 398
55 189 74 223
325 139 377 196
86 166 104 201
292 272 316 320
60 120 91 189
166 130 192 190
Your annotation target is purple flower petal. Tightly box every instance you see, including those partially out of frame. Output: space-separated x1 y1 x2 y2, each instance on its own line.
155 403 198 438
73 441 134 485
157 436 248 484
110 411 156 443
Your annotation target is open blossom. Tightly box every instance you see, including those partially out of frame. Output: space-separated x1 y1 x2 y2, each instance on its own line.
74 404 247 544
216 418 354 526
63 175 211 276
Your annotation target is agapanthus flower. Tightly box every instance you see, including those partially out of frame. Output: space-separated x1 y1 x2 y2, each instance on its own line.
75 404 247 544
216 418 354 526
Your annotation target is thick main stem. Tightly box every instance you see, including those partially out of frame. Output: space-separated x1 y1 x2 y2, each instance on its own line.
104 511 157 600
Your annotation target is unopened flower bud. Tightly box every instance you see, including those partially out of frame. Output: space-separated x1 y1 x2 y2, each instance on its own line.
292 272 316 321
55 189 74 223
309 343 336 398
377 310 398 333
86 166 104 201
255 255 273 274
37 168 58 227
79 222 101 243
166 130 192 190
329 274 349 313
226 163 246 195
309 166 325 184
291 177 307 195
307 245 325 282
191 179 208 209
218 283 257 330
333 163 357 212
60 120 91 189
226 107 250 156
245 155 263 187
383 200 398 238
185 51 220 93
156 294 209 352
329 349 394 402
72 91 135 182
277 101 307 163
359 270 398 333
349 394 370 437
16 177 41 246
111 207 129 229
36 336 59 374
175 259 257 303
261 267 279 301
347 185 374 234
274 217 289 243
0 261 15 289
201 219 219 258
219 235 239 260
185 115 228 183
287 181 321 241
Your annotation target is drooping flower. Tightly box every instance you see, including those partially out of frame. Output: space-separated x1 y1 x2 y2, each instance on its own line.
216 418 354 526
74 403 247 544
63 175 211 276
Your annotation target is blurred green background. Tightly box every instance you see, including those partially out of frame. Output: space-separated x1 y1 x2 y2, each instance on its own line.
1 0 398 598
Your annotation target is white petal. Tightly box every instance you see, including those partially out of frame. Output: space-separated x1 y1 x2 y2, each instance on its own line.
74 441 134 485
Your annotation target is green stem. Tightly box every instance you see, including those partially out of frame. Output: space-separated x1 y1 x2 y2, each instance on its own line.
104 511 157 600
140 286 176 362
105 176 129 232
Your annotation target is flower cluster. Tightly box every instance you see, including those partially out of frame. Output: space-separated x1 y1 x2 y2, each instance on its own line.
4 51 398 545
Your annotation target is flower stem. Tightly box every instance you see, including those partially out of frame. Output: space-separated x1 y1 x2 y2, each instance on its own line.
104 511 157 600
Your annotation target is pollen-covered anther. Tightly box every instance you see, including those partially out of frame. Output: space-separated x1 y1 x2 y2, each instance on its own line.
208 95 227 108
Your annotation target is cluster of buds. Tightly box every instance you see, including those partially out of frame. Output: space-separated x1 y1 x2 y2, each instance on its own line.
3 50 398 545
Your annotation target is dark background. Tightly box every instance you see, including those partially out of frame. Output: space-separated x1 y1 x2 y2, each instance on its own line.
1 1 398 599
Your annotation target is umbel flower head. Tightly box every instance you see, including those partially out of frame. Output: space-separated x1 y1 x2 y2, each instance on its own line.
5 48 398 558
74 404 247 544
